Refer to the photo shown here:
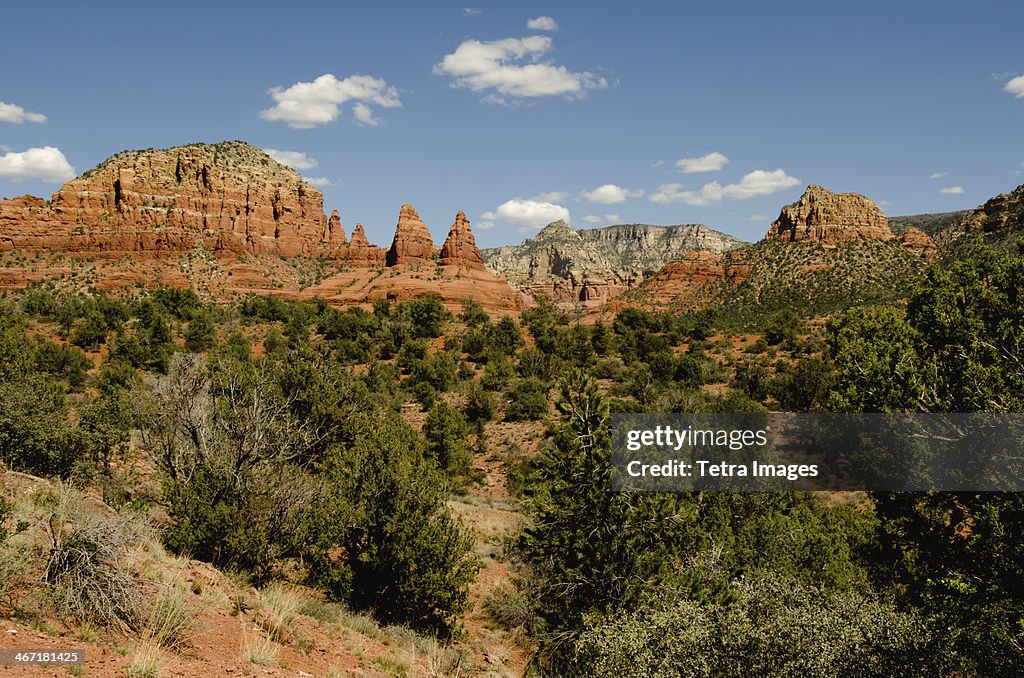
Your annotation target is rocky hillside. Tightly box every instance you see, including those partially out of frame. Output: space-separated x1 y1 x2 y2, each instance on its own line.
619 185 940 322
888 211 970 237
896 184 1024 254
482 221 744 306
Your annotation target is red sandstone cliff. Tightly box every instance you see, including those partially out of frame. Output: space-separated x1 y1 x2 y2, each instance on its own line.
0 141 333 257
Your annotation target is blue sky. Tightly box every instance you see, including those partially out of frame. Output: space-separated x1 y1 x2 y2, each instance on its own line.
1 0 1022 247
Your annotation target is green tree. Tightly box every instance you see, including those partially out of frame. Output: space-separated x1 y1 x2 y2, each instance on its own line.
575 574 940 678
184 311 217 353
488 316 524 356
308 418 477 636
504 378 548 421
827 306 930 412
770 355 835 412
828 243 1024 674
459 299 490 328
0 377 80 477
423 400 471 477
763 308 800 346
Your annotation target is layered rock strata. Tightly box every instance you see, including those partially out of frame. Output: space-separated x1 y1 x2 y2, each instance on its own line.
0 141 330 257
765 185 894 244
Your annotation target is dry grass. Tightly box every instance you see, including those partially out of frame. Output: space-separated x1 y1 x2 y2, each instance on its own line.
256 581 309 643
44 486 150 629
125 640 164 677
239 621 279 665
144 586 199 650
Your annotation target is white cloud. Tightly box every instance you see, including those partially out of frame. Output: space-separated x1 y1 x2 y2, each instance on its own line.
749 214 768 222
580 183 644 204
0 101 47 124
651 169 800 206
605 214 620 221
531 190 568 202
481 198 571 231
582 215 602 224
940 186 964 194
651 160 666 168
434 35 606 102
352 102 382 126
260 73 402 129
0 146 75 182
1004 76 1024 98
263 148 318 170
676 151 729 174
929 172 948 179
463 7 481 16
527 16 558 31
303 176 335 187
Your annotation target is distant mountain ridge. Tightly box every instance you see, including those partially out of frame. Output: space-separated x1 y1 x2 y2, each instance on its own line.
482 220 745 306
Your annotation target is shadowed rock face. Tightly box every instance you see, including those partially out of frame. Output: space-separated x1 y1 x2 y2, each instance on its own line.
0 141 331 257
765 185 894 244
386 203 435 266
439 210 484 269
482 219 745 306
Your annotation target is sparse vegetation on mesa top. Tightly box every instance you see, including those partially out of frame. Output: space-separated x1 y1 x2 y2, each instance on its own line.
78 140 304 183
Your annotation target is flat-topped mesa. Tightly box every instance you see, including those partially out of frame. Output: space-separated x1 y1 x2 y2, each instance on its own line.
386 203 435 266
765 185 894 245
0 141 330 257
438 210 484 269
345 223 385 265
327 210 347 246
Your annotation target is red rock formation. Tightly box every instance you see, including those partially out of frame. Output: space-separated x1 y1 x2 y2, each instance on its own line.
345 224 385 265
327 210 347 246
438 210 484 269
610 249 727 313
898 227 937 253
0 141 330 257
765 185 894 245
307 265 524 313
386 204 435 266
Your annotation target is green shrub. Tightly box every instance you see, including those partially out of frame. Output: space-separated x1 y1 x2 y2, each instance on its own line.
464 381 495 423
575 575 941 678
504 378 548 421
423 401 471 477
0 377 81 477
306 418 477 637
